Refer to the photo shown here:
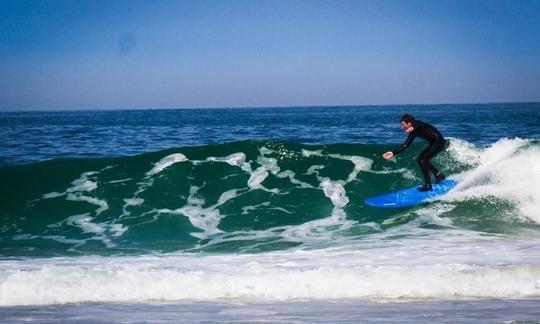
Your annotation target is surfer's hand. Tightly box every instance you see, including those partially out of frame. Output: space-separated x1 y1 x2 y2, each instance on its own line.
383 151 393 160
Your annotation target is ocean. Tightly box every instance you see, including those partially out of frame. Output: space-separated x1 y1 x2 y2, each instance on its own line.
1 103 540 322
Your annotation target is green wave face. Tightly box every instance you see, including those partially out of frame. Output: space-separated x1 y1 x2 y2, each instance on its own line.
1 139 538 257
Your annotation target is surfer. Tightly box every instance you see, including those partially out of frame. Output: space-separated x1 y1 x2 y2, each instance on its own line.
383 114 446 191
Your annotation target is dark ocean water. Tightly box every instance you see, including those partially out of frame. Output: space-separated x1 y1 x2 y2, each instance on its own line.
1 103 538 166
1 103 539 321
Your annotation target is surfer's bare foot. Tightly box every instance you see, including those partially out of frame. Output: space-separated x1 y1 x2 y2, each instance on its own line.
418 184 433 192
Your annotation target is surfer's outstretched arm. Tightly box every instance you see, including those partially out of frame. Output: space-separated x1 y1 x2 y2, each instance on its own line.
392 133 415 155
383 133 415 160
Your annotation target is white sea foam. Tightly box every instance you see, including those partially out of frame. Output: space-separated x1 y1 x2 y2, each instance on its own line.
276 170 313 188
66 193 109 215
68 172 99 192
444 138 540 223
43 171 98 199
124 198 144 206
42 171 109 215
305 165 324 175
206 151 285 192
1 244 540 306
247 148 284 192
305 151 373 181
301 149 323 157
42 192 64 199
345 156 373 182
124 152 188 220
65 213 106 235
279 151 372 241
247 167 269 189
241 202 270 215
147 153 188 176
153 149 300 238
217 189 239 205
446 138 482 166
206 153 252 172
257 150 280 175
109 224 128 237
157 185 245 239
271 151 375 242
320 180 348 208
44 212 119 247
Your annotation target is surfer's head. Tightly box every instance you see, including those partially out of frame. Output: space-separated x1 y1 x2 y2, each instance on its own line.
400 114 415 124
400 114 415 133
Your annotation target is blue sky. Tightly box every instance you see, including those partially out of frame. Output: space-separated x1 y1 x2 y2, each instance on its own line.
1 0 539 110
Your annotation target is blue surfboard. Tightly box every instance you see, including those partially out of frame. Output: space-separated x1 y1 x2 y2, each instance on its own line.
364 179 458 208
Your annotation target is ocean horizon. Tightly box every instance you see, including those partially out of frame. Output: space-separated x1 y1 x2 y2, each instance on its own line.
3 100 538 112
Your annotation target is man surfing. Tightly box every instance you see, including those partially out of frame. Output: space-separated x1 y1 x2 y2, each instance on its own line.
383 114 446 192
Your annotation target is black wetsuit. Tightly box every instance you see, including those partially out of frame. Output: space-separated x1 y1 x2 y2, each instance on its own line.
392 120 445 186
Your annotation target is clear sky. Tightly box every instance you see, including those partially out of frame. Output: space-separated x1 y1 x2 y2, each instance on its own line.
1 0 539 110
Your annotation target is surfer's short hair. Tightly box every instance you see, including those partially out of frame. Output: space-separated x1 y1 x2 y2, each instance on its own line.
400 114 415 124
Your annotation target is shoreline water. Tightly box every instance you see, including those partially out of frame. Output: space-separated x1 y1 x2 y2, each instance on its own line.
1 299 540 323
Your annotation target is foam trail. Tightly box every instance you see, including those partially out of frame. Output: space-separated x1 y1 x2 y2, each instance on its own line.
42 170 109 216
280 152 373 241
276 170 314 188
66 194 109 215
65 214 106 235
157 185 245 239
124 198 144 206
247 167 270 190
206 153 252 172
147 153 188 176
320 179 348 208
246 148 281 193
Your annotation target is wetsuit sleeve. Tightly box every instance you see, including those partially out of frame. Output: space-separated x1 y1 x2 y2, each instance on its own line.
392 133 415 155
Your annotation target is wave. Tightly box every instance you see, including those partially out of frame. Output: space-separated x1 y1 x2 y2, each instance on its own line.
1 251 540 306
2 138 540 306
1 138 539 256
